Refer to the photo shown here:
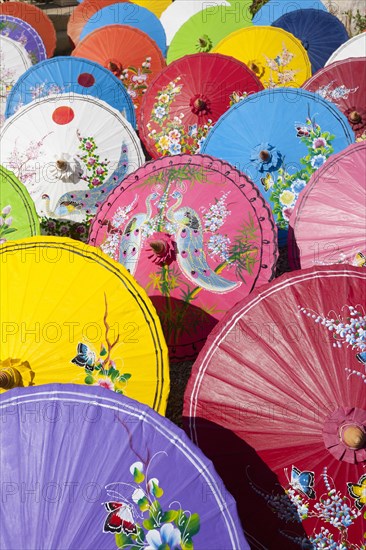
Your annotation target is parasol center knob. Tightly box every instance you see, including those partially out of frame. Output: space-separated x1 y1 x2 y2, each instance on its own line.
56 159 68 171
149 240 167 255
302 39 310 50
259 150 271 162
349 110 361 123
340 425 366 449
0 367 23 390
194 98 206 111
106 59 123 77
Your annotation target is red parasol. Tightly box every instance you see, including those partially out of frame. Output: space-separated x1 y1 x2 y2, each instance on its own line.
184 265 366 549
138 53 264 158
302 57 366 138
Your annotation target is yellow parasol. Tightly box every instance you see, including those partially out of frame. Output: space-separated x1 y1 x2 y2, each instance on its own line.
0 237 169 414
212 26 311 88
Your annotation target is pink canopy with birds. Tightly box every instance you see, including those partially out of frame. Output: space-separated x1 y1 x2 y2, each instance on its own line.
89 154 277 361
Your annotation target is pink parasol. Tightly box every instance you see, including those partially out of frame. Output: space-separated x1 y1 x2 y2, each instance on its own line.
89 154 277 361
289 142 366 270
184 264 366 549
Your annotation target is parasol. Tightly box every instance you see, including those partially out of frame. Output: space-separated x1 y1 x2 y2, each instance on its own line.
0 35 31 125
0 165 40 243
253 0 327 25
0 15 46 64
72 25 166 115
5 56 136 128
212 26 311 88
0 237 169 414
184 264 366 549
201 88 354 246
302 57 366 138
160 0 229 46
138 52 264 158
166 1 253 64
88 154 277 362
67 0 130 47
289 142 366 270
325 33 366 65
0 383 249 549
0 94 144 229
79 3 167 56
0 1 56 58
272 9 349 74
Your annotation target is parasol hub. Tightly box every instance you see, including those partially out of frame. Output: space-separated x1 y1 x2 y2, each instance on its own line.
302 39 310 51
340 424 366 450
349 111 361 124
196 34 212 53
106 59 123 77
56 159 68 171
149 240 167 255
259 150 271 162
0 367 23 390
190 94 211 116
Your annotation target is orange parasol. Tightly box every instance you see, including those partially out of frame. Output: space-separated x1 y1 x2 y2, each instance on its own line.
72 25 166 114
0 2 56 58
67 0 130 47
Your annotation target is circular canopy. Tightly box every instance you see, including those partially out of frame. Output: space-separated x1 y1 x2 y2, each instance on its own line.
325 33 366 65
79 3 167 56
252 0 327 26
166 1 253 64
89 154 277 362
184 264 366 549
0 35 32 125
160 0 229 46
0 94 144 223
0 15 46 64
272 9 349 74
76 0 172 18
0 164 40 242
139 53 264 158
0 237 169 413
201 88 354 245
0 383 248 549
302 57 366 138
0 2 56 57
72 25 166 115
289 142 366 269
212 26 311 88
5 56 136 128
67 0 130 46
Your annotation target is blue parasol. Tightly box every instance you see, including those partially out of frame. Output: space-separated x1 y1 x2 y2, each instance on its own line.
5 56 136 128
253 0 327 26
201 88 354 246
272 9 349 73
79 3 167 56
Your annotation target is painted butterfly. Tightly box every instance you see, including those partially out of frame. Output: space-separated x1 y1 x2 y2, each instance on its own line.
356 351 366 365
288 466 316 499
71 343 96 371
354 251 366 268
347 474 366 510
260 172 275 191
103 502 138 535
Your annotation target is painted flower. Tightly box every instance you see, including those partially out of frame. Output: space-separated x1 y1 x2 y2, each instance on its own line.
159 93 170 104
169 142 182 155
310 154 327 169
91 178 101 186
158 136 170 151
85 141 93 150
282 207 294 221
313 137 327 149
88 157 96 165
279 190 296 207
2 205 11 216
250 143 282 173
95 377 114 391
291 179 307 195
154 106 166 119
0 238 6 245
146 523 182 550
96 167 105 175
4 216 13 226
168 129 181 142
188 124 198 137
196 136 206 151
